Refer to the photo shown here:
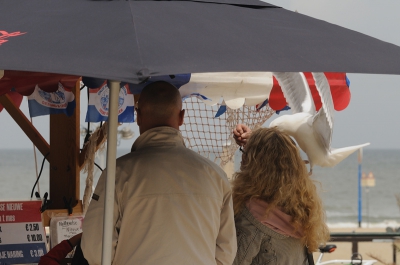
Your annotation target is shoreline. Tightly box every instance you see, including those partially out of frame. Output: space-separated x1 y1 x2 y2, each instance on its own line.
327 221 400 229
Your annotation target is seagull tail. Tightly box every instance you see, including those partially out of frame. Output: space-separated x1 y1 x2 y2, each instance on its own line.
324 143 370 167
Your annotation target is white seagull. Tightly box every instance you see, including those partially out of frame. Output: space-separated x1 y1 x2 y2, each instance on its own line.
269 72 370 173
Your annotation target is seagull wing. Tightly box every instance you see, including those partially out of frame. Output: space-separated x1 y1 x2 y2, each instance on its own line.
272 72 315 114
325 143 370 167
311 72 334 151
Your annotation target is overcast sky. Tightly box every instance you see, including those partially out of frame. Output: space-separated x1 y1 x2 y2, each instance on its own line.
1 0 400 150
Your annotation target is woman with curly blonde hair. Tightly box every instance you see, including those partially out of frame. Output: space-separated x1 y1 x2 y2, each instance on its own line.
232 125 329 265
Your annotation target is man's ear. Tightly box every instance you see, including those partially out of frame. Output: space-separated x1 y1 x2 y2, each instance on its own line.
178 109 185 126
136 108 141 126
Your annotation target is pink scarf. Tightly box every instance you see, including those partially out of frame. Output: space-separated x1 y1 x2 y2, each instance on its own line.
246 199 304 238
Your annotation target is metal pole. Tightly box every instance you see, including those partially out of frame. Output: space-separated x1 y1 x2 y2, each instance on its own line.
366 187 369 228
358 148 362 228
101 80 120 265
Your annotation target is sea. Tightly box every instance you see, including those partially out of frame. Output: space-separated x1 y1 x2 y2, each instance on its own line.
1 148 400 229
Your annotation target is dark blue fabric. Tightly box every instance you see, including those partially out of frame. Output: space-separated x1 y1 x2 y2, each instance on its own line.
82 74 191 94
215 105 227 118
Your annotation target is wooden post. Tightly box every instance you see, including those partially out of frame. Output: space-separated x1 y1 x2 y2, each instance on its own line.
49 81 80 209
0 94 50 159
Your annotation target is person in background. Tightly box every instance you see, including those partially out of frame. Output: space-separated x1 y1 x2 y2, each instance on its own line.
82 81 236 265
232 126 329 265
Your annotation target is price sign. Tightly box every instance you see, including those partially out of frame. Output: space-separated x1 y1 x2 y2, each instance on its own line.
0 200 47 264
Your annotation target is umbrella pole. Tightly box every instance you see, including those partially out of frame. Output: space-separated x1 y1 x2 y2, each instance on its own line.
101 80 120 265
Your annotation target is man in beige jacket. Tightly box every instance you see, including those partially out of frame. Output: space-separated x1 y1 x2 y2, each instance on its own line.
81 81 236 265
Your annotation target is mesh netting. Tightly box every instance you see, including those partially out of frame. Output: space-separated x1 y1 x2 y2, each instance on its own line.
180 97 275 166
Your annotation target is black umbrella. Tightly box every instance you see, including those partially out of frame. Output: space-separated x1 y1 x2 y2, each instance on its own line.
1 0 400 85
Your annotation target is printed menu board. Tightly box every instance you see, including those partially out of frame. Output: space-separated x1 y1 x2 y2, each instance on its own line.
0 200 47 265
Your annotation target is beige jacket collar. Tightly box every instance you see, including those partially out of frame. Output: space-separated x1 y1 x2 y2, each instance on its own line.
131 126 185 152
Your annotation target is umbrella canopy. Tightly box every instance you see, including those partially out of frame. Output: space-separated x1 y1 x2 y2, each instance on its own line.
1 0 400 84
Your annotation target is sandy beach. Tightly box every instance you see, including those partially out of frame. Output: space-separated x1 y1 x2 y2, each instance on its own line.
313 227 399 265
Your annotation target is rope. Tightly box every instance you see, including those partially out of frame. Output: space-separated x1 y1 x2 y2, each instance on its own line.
81 123 108 214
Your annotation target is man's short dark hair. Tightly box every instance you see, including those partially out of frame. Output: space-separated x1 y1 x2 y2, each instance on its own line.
138 81 182 120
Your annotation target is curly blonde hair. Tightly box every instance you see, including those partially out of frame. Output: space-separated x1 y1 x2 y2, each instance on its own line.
232 127 329 251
